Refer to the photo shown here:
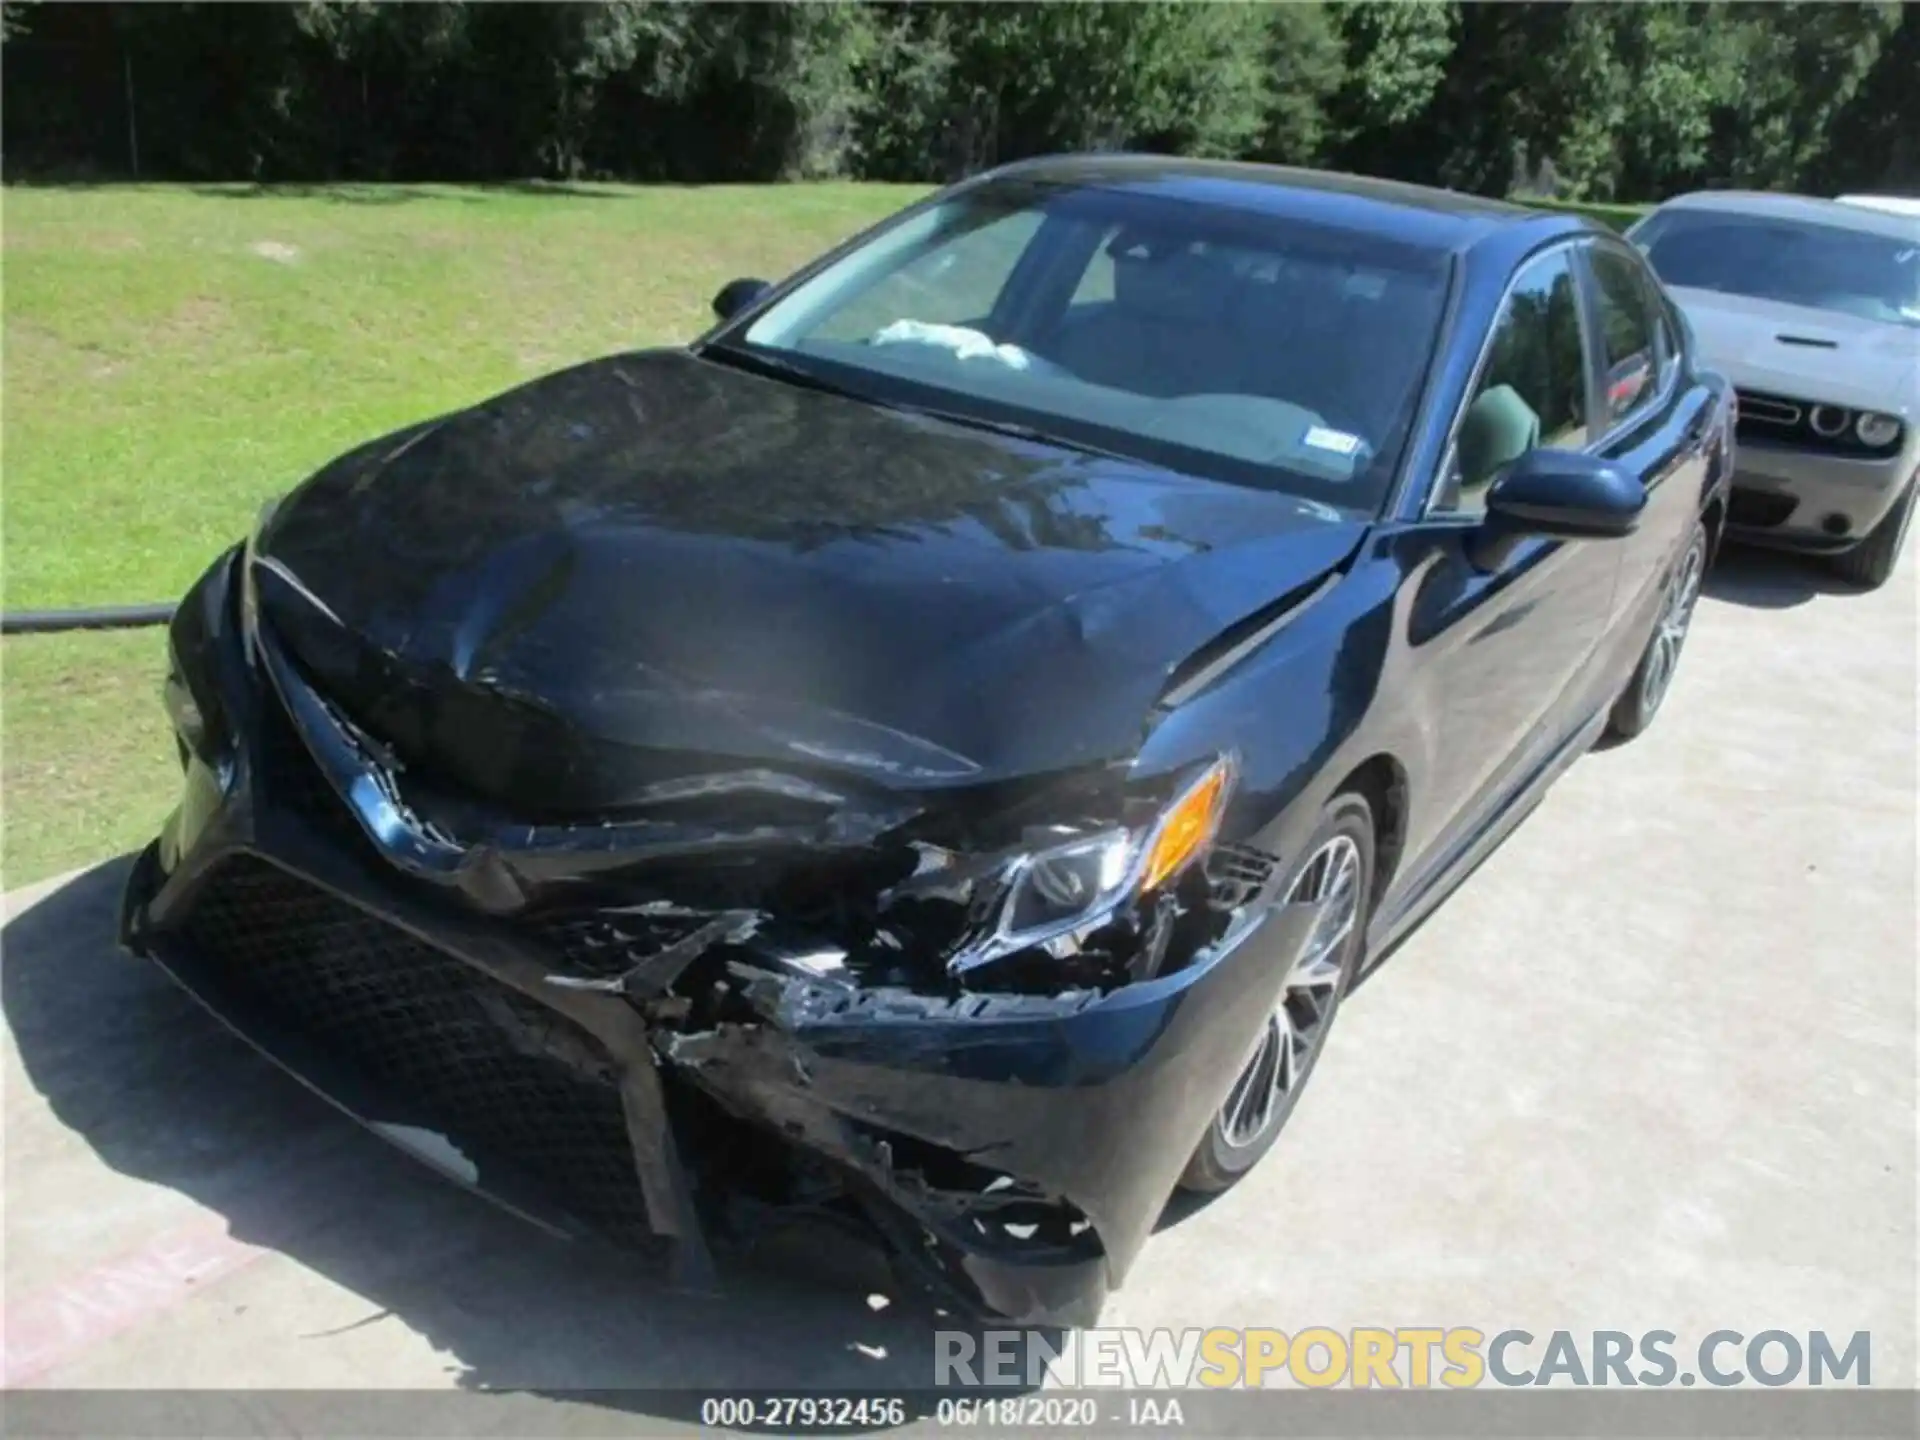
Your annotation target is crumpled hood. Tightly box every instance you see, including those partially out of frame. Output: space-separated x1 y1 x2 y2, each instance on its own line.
1670 287 1920 415
253 349 1363 807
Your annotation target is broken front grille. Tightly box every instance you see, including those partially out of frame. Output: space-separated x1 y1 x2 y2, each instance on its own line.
256 695 348 826
171 855 658 1251
526 846 942 989
247 668 940 996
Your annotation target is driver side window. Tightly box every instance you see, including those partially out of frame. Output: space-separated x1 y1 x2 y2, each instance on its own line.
1436 249 1591 516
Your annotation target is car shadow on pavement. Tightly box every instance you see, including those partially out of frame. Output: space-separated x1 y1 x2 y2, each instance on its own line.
2 859 1049 1417
1702 544 1859 609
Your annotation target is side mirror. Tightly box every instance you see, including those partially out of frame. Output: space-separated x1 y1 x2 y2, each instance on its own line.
1470 448 1645 569
711 277 770 323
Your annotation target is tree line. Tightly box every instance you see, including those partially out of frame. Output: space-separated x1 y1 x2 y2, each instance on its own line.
3 2 1914 201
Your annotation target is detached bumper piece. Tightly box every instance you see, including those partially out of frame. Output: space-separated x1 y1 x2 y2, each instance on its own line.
124 842 719 1290
144 855 666 1250
124 555 1306 1326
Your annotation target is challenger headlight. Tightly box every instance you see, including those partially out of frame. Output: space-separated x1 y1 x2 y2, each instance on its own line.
1856 412 1902 448
1809 404 1851 439
954 756 1236 974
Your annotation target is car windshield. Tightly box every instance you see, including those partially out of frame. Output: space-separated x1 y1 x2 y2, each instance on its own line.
1633 208 1920 328
711 178 1453 514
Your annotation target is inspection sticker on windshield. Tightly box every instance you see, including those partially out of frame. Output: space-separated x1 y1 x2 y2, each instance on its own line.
1303 425 1363 457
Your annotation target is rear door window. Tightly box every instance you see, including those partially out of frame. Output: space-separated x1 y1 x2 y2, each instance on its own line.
1585 245 1662 426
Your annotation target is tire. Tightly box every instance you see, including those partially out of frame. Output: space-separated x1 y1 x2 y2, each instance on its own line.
1608 520 1707 742
1178 793 1375 1194
1831 479 1916 591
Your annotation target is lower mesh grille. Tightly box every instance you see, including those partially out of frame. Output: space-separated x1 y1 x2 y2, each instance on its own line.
1728 488 1797 529
172 856 657 1249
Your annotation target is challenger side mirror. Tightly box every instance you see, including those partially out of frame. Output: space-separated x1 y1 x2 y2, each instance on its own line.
1470 449 1646 571
711 277 771 323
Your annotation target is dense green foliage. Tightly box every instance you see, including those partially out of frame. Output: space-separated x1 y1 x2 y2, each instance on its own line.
3 2 1915 199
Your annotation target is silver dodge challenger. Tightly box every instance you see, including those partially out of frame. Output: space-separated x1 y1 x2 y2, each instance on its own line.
1629 191 1918 588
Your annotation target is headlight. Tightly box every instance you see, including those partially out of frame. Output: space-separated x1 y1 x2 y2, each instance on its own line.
1809 404 1851 439
162 657 206 762
952 756 1236 975
1856 412 1902 448
1002 828 1134 936
160 551 244 777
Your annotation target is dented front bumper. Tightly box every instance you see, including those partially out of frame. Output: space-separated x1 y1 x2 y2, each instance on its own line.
121 552 1312 1325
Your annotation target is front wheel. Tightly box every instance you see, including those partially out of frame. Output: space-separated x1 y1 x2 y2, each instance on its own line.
1178 794 1375 1194
1608 521 1706 741
1831 479 1916 591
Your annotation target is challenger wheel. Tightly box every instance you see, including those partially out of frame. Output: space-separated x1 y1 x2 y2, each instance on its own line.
1607 521 1706 741
1178 793 1375 1194
1832 478 1916 591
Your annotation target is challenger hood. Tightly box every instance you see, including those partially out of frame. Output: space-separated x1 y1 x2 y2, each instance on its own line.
1669 287 1920 415
253 350 1363 808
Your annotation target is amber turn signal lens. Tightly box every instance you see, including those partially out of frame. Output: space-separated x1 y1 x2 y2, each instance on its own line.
1141 760 1233 893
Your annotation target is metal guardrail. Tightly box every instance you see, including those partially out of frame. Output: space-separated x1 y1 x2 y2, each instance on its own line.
1 604 176 635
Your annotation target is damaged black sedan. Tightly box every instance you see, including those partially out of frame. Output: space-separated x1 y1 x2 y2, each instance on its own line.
123 156 1732 1326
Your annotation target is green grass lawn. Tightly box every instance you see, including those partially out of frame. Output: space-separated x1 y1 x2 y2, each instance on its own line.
2 181 924 886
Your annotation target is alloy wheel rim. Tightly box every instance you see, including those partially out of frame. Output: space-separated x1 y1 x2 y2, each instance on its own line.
1641 537 1705 715
1217 833 1362 1149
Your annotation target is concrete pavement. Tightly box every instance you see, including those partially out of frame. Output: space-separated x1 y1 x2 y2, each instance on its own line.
3 542 1914 1422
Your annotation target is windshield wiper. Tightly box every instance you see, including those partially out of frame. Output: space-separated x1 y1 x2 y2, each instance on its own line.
881 399 1142 464
699 343 873 404
701 343 1137 464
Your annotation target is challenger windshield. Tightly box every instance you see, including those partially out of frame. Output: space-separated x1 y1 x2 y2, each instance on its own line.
709 179 1452 514
1633 208 1920 329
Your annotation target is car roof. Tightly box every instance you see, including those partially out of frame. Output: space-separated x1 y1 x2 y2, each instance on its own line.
978 153 1577 256
1650 189 1920 239
1837 194 1920 218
